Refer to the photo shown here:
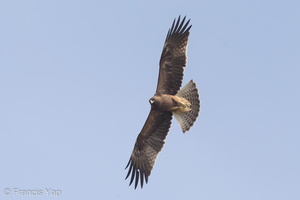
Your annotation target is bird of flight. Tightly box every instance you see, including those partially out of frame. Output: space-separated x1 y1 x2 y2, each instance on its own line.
125 16 200 189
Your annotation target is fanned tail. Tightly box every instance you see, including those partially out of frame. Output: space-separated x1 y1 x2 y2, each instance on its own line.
174 80 200 133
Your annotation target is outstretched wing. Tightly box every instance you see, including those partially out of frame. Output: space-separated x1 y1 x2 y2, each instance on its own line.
125 109 172 189
156 16 192 95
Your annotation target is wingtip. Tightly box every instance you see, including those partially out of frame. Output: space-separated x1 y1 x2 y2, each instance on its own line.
165 15 192 42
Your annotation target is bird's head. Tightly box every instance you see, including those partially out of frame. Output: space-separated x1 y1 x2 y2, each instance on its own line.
149 96 160 109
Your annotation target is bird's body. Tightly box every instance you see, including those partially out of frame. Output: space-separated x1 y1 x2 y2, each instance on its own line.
149 94 191 113
125 16 200 189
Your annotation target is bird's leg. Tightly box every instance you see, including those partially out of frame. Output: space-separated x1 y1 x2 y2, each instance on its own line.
171 96 191 113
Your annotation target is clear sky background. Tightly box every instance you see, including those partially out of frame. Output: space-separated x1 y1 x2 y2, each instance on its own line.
1 0 299 199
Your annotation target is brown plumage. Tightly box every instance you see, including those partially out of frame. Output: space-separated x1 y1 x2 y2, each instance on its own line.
156 16 192 95
125 16 200 189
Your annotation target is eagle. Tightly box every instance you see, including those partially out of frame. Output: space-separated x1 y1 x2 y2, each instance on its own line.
125 16 200 189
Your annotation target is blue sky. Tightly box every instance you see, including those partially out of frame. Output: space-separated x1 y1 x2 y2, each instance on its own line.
1 0 299 199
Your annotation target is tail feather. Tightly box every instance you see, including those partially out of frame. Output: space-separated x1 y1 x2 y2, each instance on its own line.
174 80 200 133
